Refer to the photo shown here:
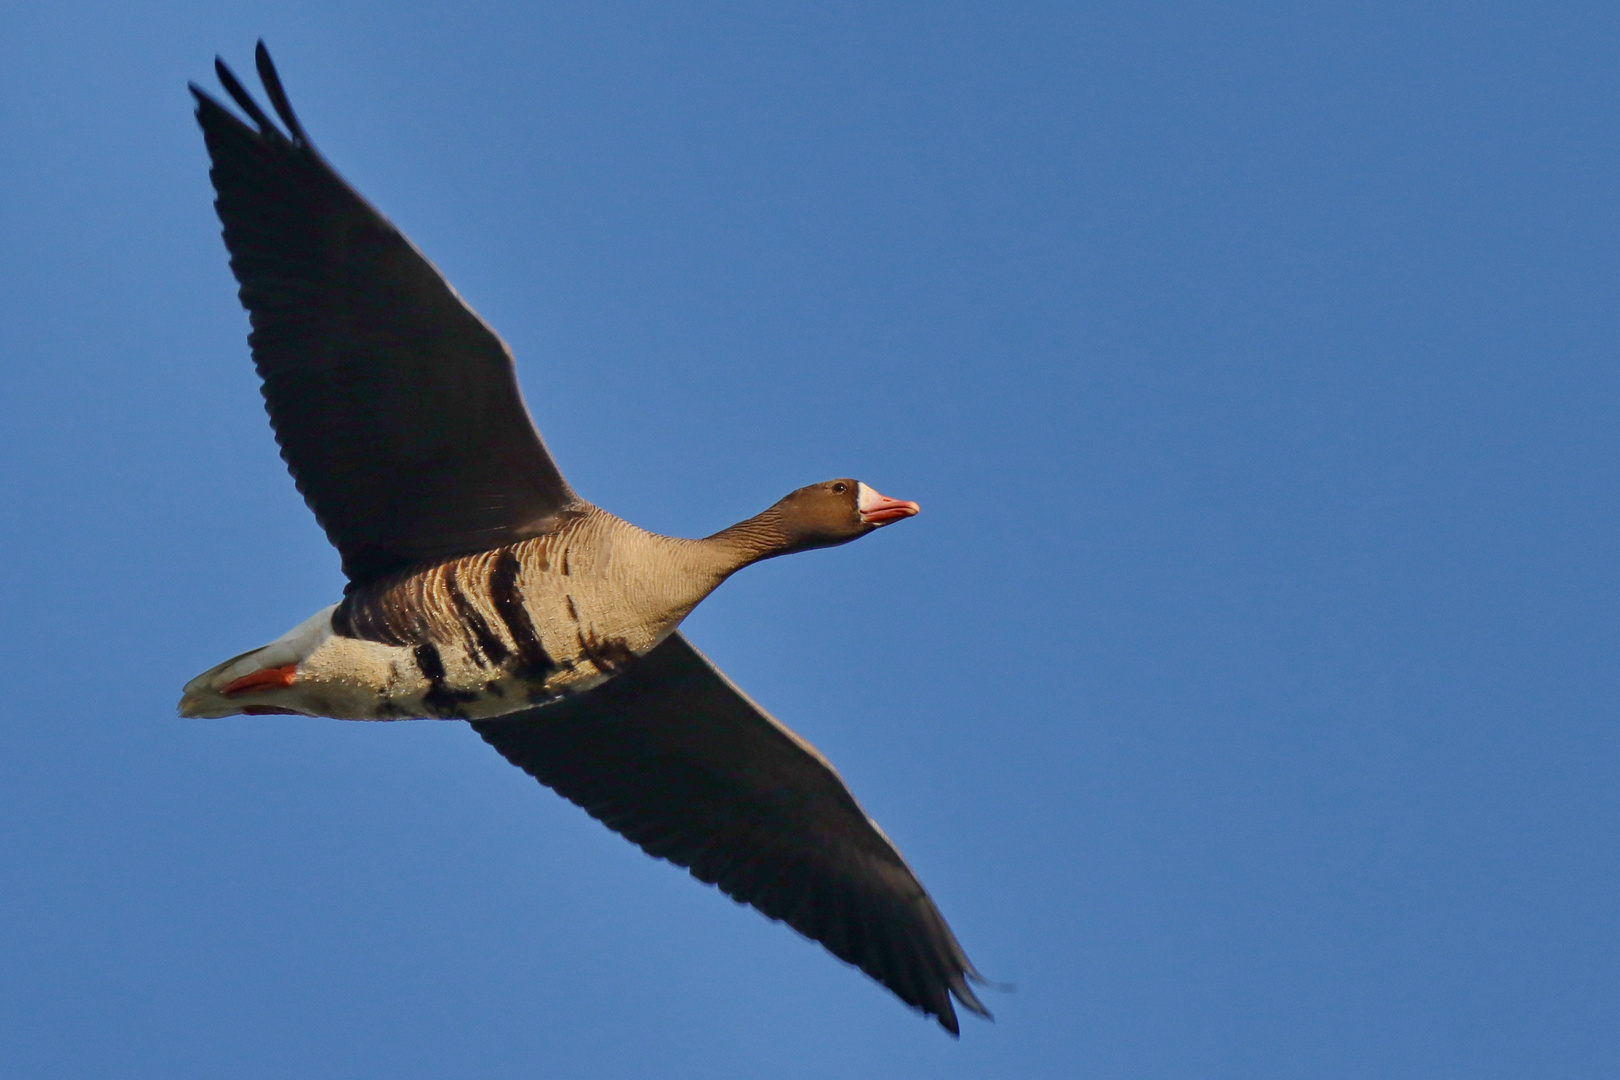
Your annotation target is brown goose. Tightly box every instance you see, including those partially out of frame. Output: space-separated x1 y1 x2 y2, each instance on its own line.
179 43 989 1034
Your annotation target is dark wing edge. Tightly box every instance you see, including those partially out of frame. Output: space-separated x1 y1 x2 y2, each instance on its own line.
471 632 991 1034
192 42 578 586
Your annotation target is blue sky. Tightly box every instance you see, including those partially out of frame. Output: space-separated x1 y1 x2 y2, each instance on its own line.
3 2 1618 1077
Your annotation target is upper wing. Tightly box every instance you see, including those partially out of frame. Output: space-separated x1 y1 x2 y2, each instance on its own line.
192 43 578 587
470 632 990 1034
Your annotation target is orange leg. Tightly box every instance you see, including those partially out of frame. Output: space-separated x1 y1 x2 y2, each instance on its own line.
220 663 299 697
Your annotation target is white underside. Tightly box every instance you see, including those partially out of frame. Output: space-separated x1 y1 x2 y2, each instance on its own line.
180 604 457 720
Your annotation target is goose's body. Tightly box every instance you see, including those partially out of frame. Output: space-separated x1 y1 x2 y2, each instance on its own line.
181 43 988 1035
182 510 709 719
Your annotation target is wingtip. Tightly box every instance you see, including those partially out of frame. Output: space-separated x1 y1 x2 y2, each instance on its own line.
210 52 281 138
253 39 310 145
950 975 994 1022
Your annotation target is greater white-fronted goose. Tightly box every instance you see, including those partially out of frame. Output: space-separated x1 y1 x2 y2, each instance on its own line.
179 43 989 1034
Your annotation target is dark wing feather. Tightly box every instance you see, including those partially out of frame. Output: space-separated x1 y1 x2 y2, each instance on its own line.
471 632 989 1034
192 43 577 586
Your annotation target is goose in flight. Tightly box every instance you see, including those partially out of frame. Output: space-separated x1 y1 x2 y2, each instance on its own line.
179 43 989 1034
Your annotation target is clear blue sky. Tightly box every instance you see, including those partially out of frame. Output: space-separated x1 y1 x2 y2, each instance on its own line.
2 2 1618 1077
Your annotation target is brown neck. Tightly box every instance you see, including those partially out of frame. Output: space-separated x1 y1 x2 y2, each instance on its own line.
701 506 796 572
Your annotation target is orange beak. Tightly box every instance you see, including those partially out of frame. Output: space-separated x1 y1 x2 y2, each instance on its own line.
858 485 921 526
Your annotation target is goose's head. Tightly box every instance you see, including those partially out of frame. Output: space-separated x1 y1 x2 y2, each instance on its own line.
768 479 920 555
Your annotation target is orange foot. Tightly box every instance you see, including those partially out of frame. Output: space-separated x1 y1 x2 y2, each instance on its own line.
221 663 298 697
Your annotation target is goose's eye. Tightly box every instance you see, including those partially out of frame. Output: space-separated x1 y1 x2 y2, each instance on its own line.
832 482 848 494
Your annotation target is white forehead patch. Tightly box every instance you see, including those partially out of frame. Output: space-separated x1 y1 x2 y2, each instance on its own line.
856 482 877 512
